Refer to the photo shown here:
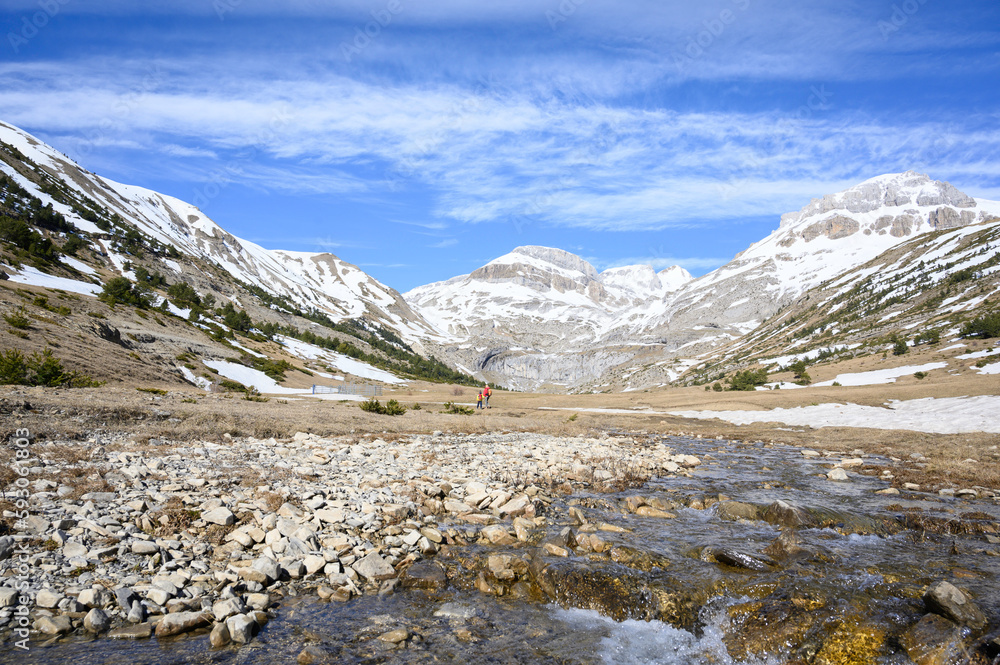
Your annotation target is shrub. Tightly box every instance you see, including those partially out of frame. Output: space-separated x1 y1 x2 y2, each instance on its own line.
914 371 927 380
726 368 768 391
915 329 940 345
3 308 30 329
443 401 475 415
0 348 102 387
789 359 811 385
359 398 407 416
891 335 909 356
961 311 1000 339
218 378 247 392
98 276 151 308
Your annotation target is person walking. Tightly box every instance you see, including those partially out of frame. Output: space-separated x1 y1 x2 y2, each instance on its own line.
476 391 484 410
483 384 491 408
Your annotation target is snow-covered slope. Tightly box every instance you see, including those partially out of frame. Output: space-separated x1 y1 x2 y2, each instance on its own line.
405 173 1000 391
0 121 440 344
624 172 1000 350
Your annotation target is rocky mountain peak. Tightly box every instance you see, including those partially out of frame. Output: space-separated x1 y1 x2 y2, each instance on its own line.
779 171 978 230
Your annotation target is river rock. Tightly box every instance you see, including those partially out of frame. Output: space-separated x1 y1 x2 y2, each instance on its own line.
226 613 258 644
108 623 154 639
400 561 447 590
762 530 806 560
827 468 849 481
132 540 159 555
702 547 772 571
155 611 211 637
378 628 409 643
762 500 814 528
900 613 970 665
203 507 235 526
35 615 73 635
251 556 283 584
84 608 111 633
717 501 760 522
115 587 139 612
297 645 334 664
213 597 247 621
35 589 62 608
210 621 231 647
352 552 396 582
923 581 987 631
79 586 113 609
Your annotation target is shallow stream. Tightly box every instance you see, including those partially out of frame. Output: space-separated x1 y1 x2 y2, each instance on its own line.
17 436 1000 664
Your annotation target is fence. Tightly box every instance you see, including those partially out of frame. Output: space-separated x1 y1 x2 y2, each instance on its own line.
311 382 383 397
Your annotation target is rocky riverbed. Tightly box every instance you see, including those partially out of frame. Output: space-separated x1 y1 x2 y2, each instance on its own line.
2 430 999 664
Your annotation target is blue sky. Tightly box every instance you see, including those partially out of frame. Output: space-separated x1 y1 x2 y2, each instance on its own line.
2 0 999 292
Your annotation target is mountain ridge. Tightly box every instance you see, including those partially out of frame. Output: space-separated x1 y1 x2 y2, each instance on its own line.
404 172 1000 391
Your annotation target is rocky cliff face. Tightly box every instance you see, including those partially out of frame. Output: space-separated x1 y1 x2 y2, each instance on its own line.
407 173 1000 391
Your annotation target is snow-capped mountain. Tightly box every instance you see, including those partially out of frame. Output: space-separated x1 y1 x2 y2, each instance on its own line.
405 173 1000 390
627 171 1000 349
0 121 439 344
403 246 693 387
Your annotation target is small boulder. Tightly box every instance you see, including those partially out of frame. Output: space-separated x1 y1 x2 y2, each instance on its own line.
226 613 258 644
155 611 211 637
352 552 396 582
84 608 111 634
210 621 231 648
924 581 987 631
400 561 447 590
35 615 73 635
202 507 236 526
900 614 970 665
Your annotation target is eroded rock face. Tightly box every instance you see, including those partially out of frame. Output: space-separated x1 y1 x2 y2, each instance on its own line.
801 215 861 242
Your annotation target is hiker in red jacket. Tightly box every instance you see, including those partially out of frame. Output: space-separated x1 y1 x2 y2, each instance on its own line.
483 384 492 408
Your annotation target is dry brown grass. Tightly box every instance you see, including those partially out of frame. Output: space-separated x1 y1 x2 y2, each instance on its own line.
3 374 1000 494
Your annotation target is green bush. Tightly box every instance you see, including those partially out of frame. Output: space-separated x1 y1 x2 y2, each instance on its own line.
3 308 31 330
359 398 407 416
0 348 101 387
98 276 151 308
915 329 940 345
726 368 768 391
218 378 247 392
442 401 475 415
789 359 811 385
891 335 909 356
961 311 1000 339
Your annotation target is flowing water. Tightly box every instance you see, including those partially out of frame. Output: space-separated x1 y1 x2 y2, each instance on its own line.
16 436 1000 664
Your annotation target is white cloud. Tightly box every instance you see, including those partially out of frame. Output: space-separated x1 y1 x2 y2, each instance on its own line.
2 55 999 234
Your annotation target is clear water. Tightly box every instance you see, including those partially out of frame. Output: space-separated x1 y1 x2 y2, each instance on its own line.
10 436 999 664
